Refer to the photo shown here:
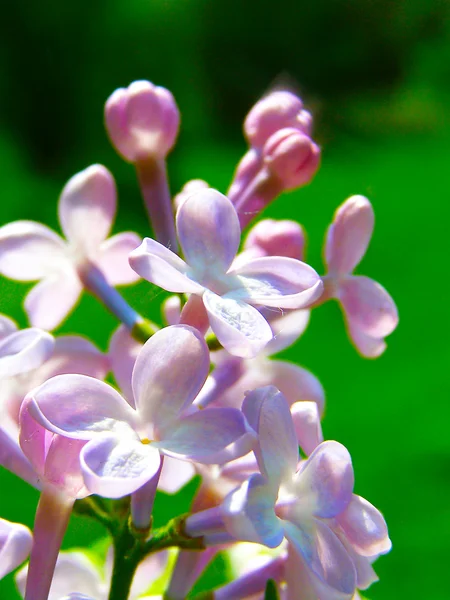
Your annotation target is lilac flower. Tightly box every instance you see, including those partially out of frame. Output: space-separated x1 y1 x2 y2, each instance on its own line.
129 189 323 358
16 548 168 600
0 165 140 330
0 518 32 579
322 195 398 357
26 325 253 498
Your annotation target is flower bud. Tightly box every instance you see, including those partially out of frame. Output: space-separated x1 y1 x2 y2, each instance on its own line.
244 91 312 148
244 218 305 260
174 179 209 211
104 80 180 162
263 127 320 189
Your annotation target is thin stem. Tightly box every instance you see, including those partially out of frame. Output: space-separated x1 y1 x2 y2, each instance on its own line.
108 520 143 600
73 496 115 533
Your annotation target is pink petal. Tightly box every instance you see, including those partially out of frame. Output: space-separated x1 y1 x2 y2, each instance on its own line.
81 435 162 498
0 328 54 378
284 546 317 600
158 407 253 464
19 399 48 476
177 189 241 275
325 196 374 275
109 325 143 406
58 165 116 254
24 271 82 330
230 256 323 309
27 374 138 440
132 325 209 432
264 309 310 355
0 426 40 489
0 220 68 280
0 314 17 340
44 435 90 499
158 456 195 494
0 518 32 578
222 473 284 547
203 290 273 358
346 322 387 358
47 335 109 381
336 495 392 557
242 387 299 487
294 441 354 519
284 519 356 600
129 237 204 293
97 232 141 285
290 401 323 456
339 276 398 338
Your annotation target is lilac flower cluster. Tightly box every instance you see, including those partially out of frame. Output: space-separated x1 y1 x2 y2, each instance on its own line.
0 81 398 600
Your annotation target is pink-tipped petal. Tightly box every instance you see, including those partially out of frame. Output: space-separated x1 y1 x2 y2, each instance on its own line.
0 328 54 378
27 374 138 440
24 271 82 330
244 219 306 261
158 407 253 464
346 323 387 358
242 387 298 487
336 495 392 557
81 435 162 498
203 290 273 358
129 237 204 294
294 442 354 519
222 473 283 547
290 401 323 456
0 221 68 280
132 325 209 431
158 456 196 494
284 519 356 600
325 196 374 275
0 519 32 579
176 189 241 276
109 325 142 406
44 435 89 499
230 256 323 309
58 165 116 255
339 276 398 339
19 399 49 477
97 232 141 285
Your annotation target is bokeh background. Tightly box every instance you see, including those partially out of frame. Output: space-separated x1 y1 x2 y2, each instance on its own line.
0 0 449 598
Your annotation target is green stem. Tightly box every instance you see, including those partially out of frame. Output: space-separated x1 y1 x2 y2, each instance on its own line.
73 496 115 533
108 520 143 600
143 515 205 555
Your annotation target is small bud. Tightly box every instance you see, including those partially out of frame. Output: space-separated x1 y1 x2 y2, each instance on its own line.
244 219 305 260
263 127 320 189
244 91 312 148
105 80 180 163
174 179 209 211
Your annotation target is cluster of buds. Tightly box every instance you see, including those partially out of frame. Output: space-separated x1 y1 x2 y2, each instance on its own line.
0 81 398 600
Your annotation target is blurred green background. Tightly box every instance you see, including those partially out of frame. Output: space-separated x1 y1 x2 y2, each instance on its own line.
0 0 449 598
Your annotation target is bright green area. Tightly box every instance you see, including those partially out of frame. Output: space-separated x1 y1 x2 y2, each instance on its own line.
0 1 449 598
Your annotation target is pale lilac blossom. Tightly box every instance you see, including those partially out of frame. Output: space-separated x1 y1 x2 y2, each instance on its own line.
129 189 323 358
26 326 253 499
0 165 140 330
322 195 398 357
0 518 32 579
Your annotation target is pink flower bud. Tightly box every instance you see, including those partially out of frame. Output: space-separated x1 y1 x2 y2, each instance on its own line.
244 91 312 148
263 127 320 189
244 218 305 260
104 80 180 162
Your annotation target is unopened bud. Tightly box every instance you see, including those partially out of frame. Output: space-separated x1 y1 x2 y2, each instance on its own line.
244 91 312 148
244 218 306 260
105 80 180 163
174 179 209 211
263 127 320 189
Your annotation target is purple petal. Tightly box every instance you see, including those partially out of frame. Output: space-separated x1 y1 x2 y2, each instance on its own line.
27 374 138 440
294 441 354 519
284 519 356 600
97 232 141 285
264 308 310 355
325 196 374 275
158 456 195 494
132 325 209 432
58 165 116 254
339 276 398 339
129 237 204 293
177 189 241 275
203 290 273 358
25 271 82 330
109 325 143 406
0 518 32 578
44 435 89 499
0 221 68 280
81 435 162 498
229 256 323 309
222 473 284 547
19 399 49 476
242 387 299 487
0 328 54 378
290 401 323 456
0 314 17 340
0 426 40 489
47 335 110 381
159 407 253 464
346 322 387 358
336 495 392 557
